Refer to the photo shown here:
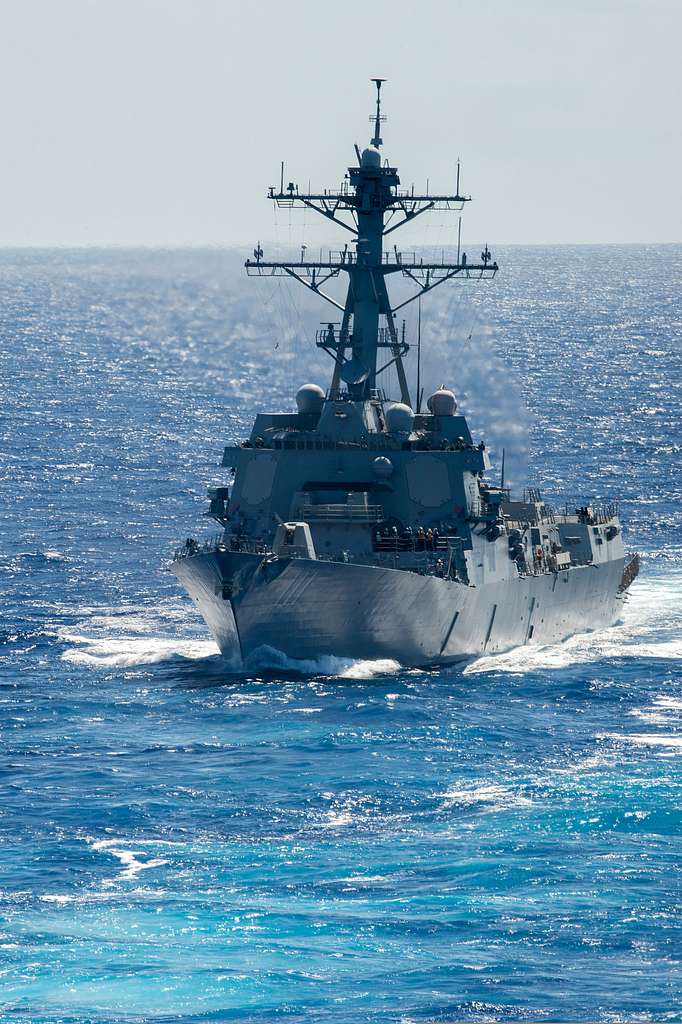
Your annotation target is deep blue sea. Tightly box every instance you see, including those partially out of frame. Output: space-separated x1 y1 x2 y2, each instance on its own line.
1 246 681 1023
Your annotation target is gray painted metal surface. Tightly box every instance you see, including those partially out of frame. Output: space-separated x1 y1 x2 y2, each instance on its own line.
173 548 628 668
170 82 638 668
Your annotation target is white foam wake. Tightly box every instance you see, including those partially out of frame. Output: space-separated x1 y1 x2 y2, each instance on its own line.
60 632 218 667
58 609 401 678
464 571 682 675
57 602 220 668
245 644 401 679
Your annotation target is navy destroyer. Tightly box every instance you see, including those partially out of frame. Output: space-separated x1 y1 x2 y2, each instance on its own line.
171 81 639 667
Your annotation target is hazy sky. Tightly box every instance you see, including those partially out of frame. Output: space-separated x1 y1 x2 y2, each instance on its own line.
1 0 679 247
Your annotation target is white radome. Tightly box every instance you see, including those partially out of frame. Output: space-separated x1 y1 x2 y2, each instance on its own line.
296 383 325 414
427 388 457 416
385 403 415 434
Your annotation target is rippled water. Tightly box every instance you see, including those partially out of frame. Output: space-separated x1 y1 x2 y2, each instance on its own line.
1 247 681 1022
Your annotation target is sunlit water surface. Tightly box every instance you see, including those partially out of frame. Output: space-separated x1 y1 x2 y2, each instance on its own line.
1 247 681 1022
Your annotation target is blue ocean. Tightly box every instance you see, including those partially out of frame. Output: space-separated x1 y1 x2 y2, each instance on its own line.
1 245 681 1022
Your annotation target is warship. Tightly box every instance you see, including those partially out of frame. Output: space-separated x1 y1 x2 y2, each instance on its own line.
171 81 639 667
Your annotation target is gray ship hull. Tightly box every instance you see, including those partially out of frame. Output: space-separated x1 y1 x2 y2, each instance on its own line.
171 551 628 668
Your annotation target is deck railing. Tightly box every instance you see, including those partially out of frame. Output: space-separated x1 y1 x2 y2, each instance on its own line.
301 502 384 523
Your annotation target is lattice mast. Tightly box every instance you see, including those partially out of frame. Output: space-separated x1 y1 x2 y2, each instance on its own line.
245 79 498 405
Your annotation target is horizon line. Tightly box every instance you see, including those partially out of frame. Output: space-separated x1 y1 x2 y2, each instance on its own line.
0 240 680 251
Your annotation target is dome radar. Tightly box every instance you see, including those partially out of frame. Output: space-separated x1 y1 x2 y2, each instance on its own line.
361 146 381 168
427 388 457 416
385 403 415 434
296 384 325 415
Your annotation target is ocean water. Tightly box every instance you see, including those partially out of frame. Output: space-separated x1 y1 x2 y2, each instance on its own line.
1 245 681 1022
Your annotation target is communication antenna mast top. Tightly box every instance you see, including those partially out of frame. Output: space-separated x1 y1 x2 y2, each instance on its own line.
248 79 498 404
370 77 386 147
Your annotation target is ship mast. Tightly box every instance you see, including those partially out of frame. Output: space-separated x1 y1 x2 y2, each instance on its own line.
245 80 498 405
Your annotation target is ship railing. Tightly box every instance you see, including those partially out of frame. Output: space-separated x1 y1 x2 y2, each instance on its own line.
371 535 468 582
568 555 593 567
222 537 269 554
555 501 619 525
523 549 594 575
326 386 388 403
270 434 481 454
316 326 403 351
172 533 468 582
374 535 451 553
247 249 497 278
370 551 448 571
173 534 268 560
272 436 396 452
267 184 468 209
173 533 222 560
504 504 621 530
324 249 477 267
367 541 467 582
250 248 485 269
302 502 384 523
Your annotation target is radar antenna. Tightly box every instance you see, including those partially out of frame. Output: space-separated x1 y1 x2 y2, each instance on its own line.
245 82 498 405
370 77 386 148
